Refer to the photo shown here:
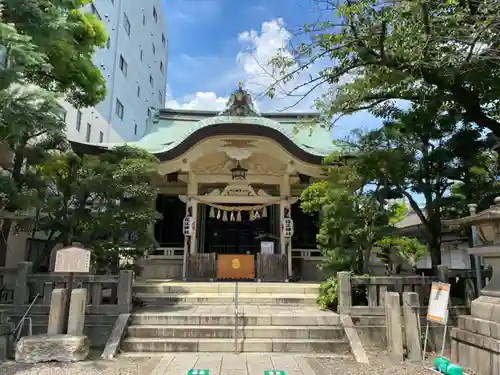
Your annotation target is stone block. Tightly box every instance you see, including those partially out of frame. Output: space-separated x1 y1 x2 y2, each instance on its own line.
15 334 90 363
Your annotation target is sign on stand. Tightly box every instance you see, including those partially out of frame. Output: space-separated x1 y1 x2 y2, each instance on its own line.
427 282 450 324
264 371 286 375
54 246 91 334
187 370 209 375
261 241 274 255
422 282 461 374
54 246 91 273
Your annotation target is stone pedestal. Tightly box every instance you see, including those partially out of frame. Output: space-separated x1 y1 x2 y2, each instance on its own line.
451 246 500 374
15 334 90 363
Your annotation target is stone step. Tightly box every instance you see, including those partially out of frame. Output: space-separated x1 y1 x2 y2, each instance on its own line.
127 325 345 340
133 282 320 295
121 337 350 353
134 293 317 306
131 313 340 326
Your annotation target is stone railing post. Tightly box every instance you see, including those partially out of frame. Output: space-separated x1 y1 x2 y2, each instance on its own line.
117 270 133 313
385 291 404 361
14 262 32 305
402 292 422 362
337 272 352 314
437 264 449 283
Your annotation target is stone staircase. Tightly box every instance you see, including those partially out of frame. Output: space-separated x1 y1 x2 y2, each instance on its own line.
120 282 350 354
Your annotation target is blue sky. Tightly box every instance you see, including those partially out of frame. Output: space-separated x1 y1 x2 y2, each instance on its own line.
162 0 384 139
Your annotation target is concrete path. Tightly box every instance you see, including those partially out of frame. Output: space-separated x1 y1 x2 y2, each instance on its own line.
149 354 334 375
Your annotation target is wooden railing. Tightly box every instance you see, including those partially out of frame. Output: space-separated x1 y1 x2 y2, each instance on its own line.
147 247 184 260
0 262 133 315
256 254 288 281
337 266 485 316
186 253 217 280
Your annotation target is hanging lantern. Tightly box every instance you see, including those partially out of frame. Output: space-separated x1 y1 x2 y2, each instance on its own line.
230 161 248 180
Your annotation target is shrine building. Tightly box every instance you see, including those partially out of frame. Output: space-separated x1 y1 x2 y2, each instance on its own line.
21 84 336 281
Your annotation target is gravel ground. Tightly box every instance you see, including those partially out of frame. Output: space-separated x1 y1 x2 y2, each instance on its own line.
0 354 158 375
0 350 481 375
316 350 480 375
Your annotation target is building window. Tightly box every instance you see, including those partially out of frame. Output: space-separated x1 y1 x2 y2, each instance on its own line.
153 6 158 23
99 131 104 143
115 98 124 119
149 75 153 86
76 110 82 131
140 49 143 61
147 107 151 117
123 14 131 36
143 14 145 25
162 33 166 47
152 43 155 55
119 55 127 76
106 37 111 49
55 104 67 121
134 124 138 135
160 61 164 74
86 123 92 142
90 4 101 20
0 46 6 67
137 85 140 97
158 90 163 103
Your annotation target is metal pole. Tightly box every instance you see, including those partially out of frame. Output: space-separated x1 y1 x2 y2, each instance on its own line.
438 311 449 374
468 204 482 295
234 281 239 353
422 320 430 366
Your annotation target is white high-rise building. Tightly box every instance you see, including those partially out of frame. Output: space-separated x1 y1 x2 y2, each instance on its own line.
64 0 168 143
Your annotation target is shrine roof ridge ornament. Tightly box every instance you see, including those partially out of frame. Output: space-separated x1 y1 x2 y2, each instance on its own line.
218 81 261 117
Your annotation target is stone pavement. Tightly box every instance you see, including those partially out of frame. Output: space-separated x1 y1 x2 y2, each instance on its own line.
148 353 337 375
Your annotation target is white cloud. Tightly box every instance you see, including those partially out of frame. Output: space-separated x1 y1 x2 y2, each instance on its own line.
165 92 228 111
166 18 325 113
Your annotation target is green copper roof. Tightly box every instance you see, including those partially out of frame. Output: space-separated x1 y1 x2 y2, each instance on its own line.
118 114 335 157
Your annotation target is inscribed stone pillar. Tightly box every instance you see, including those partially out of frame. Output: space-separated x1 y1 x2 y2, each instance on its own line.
47 288 69 335
67 288 87 336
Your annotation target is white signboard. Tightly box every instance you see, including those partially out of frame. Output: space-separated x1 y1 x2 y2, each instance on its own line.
183 216 195 236
261 241 274 255
54 246 91 273
282 218 294 238
427 282 450 324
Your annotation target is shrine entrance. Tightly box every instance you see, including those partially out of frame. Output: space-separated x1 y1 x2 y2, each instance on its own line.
202 204 278 255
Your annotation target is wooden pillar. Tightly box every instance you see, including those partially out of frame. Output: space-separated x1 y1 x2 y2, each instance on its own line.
188 173 199 255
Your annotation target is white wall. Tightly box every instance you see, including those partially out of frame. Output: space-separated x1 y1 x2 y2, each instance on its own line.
59 100 123 143
88 0 168 141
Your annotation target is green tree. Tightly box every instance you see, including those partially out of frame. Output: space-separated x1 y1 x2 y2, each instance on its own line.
2 0 107 107
0 0 108 267
341 100 489 267
28 146 161 273
300 152 404 274
270 0 500 137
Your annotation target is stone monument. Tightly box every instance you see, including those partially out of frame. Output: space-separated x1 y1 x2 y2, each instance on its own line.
444 198 500 374
15 246 91 363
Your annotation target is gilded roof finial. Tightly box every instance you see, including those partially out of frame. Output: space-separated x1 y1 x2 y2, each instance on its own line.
238 81 243 90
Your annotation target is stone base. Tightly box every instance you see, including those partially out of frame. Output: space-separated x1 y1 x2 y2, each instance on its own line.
451 327 500 375
15 334 90 363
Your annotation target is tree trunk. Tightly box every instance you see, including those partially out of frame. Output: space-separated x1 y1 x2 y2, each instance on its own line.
0 219 13 268
429 237 442 274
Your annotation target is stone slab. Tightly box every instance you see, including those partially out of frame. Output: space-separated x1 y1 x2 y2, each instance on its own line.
15 334 90 363
339 314 369 364
148 353 337 375
101 313 130 359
